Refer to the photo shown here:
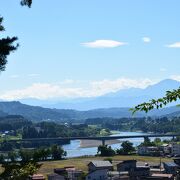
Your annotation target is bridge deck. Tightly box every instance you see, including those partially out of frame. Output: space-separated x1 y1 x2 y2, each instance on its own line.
8 134 180 142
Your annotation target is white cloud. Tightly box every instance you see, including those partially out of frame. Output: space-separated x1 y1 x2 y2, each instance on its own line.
166 42 180 48
142 37 151 43
81 40 127 48
170 75 180 81
89 78 154 96
0 78 155 100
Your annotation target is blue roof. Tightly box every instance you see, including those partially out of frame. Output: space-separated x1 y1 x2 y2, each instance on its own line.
164 162 178 167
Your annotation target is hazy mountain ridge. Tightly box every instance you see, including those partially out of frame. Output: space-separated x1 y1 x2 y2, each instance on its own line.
0 101 179 122
20 79 180 110
0 79 179 122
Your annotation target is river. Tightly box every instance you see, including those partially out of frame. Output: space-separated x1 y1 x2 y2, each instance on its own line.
62 131 171 158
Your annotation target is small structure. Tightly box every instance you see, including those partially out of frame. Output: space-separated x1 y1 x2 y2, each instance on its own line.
129 166 150 179
117 160 136 172
160 144 172 155
138 146 159 156
30 174 45 180
171 143 180 156
86 169 108 180
174 157 180 165
163 162 179 175
48 173 65 180
150 173 174 180
54 166 82 179
88 160 113 172
54 168 66 175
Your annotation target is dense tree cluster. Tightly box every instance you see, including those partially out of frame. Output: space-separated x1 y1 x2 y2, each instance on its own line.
97 140 135 156
86 116 180 134
22 121 102 139
0 115 31 131
0 144 66 164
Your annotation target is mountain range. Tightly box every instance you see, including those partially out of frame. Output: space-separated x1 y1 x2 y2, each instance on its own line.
0 79 179 122
20 79 180 110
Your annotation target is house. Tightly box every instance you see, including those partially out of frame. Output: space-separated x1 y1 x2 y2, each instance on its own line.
86 169 108 180
138 146 159 156
163 162 179 175
174 157 180 165
54 168 66 175
129 166 150 178
48 173 65 180
88 160 113 172
66 168 83 180
30 174 45 180
117 160 136 172
160 144 172 155
171 143 180 156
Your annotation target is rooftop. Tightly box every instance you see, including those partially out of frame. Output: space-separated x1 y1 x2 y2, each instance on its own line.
163 162 179 167
89 160 112 167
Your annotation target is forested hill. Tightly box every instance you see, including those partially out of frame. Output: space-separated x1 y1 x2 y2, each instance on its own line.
0 101 143 121
0 101 179 122
0 110 8 117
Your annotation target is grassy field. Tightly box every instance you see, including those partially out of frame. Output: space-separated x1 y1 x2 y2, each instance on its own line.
37 155 172 179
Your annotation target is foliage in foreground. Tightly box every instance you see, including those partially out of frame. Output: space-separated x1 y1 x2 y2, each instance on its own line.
131 87 180 113
0 162 40 180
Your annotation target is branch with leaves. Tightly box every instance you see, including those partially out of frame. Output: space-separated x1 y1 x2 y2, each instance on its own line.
131 87 180 113
20 0 32 7
0 17 19 72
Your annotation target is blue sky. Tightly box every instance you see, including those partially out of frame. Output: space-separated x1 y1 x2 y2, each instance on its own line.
0 0 180 100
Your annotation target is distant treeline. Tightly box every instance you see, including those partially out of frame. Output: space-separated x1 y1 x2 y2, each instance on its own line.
85 116 180 134
0 115 103 151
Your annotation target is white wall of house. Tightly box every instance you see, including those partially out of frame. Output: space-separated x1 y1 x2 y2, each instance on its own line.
86 169 108 180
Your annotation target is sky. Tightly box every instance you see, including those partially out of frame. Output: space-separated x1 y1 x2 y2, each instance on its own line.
0 0 180 100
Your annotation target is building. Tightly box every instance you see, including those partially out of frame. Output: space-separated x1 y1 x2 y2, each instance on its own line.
86 169 108 180
48 173 65 180
88 160 113 172
117 160 136 172
174 157 180 165
138 146 159 156
129 166 150 179
149 173 174 180
163 162 179 175
30 174 45 180
160 144 172 155
171 143 180 156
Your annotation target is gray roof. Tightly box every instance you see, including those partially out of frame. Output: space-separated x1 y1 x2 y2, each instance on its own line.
89 160 112 167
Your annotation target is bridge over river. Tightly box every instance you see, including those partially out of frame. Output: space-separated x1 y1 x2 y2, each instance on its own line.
8 134 180 146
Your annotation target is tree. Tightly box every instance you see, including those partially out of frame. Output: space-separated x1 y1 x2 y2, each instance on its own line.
0 1 32 73
97 145 115 156
19 149 33 163
116 141 135 155
50 145 66 160
139 137 155 147
20 0 32 7
131 88 180 113
0 17 19 72
0 162 41 180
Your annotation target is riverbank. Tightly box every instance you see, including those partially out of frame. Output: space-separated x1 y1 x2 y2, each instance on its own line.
80 139 120 148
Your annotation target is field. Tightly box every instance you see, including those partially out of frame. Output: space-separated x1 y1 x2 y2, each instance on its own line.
37 155 172 178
